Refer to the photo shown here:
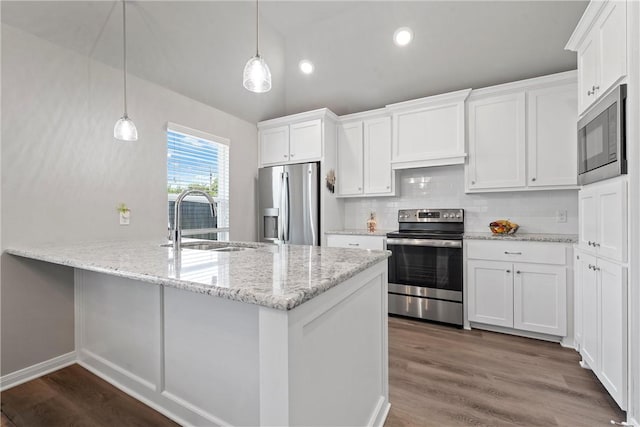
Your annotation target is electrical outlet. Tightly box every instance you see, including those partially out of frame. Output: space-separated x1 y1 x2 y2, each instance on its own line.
555 210 567 223
120 211 130 225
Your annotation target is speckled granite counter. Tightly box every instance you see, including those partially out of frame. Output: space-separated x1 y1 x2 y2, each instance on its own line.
5 240 390 310
464 232 578 243
325 229 392 236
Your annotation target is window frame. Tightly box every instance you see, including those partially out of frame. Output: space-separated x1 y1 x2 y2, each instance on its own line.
166 122 230 239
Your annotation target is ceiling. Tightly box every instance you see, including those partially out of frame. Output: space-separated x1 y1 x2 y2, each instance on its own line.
1 1 588 123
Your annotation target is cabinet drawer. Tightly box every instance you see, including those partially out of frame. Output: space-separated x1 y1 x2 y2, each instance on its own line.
466 240 566 265
326 234 386 250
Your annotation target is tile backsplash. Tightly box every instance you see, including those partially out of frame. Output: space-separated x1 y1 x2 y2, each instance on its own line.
343 165 579 234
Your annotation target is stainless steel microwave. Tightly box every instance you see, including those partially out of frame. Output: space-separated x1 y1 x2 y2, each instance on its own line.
577 84 627 185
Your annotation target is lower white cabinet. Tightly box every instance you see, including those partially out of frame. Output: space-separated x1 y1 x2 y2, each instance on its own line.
576 250 627 409
467 260 513 327
326 234 386 251
513 263 567 336
466 240 570 338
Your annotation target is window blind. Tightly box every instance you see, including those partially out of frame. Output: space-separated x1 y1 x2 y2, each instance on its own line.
167 127 230 237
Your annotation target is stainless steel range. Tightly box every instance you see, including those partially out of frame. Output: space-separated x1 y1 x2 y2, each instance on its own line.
387 209 464 326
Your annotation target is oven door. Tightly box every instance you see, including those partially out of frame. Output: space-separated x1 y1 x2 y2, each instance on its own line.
387 238 463 302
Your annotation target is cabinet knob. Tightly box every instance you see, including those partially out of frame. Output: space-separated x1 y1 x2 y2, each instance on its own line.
531 177 536 182
587 89 594 96
290 153 295 157
386 186 390 190
471 180 476 185
284 155 288 158
506 269 511 273
588 264 594 270
588 241 593 246
358 187 362 191
516 270 521 274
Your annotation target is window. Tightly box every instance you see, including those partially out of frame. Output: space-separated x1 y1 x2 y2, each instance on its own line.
167 123 229 241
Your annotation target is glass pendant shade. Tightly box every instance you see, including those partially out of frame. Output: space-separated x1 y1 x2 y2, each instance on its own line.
114 114 138 141
243 55 272 93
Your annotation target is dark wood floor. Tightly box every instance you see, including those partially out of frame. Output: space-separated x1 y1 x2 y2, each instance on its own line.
384 316 626 427
1 317 625 426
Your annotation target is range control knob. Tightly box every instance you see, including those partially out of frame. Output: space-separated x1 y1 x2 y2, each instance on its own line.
443 214 449 218
456 214 462 218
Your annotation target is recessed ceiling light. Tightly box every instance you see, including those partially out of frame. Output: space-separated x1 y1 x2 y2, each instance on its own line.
393 27 413 47
299 60 314 74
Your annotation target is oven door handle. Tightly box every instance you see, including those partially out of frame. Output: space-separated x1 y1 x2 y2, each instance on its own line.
387 238 462 248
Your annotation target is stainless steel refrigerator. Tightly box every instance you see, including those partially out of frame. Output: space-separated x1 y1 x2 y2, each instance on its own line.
258 162 320 245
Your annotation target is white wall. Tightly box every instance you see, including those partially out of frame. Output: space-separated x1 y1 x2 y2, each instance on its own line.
343 165 579 234
1 24 258 374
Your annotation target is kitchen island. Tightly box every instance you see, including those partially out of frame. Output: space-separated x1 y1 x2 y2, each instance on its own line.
6 240 390 427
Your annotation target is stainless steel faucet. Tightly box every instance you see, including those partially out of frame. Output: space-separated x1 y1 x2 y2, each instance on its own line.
172 189 217 250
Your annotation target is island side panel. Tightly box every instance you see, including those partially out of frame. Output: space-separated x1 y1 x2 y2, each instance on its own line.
258 260 389 427
163 286 260 427
76 270 262 427
76 270 161 391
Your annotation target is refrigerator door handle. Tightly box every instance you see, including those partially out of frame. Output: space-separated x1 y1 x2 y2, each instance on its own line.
278 172 285 242
283 171 290 242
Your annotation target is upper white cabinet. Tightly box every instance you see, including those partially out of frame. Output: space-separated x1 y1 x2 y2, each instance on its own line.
467 92 526 190
337 121 364 196
386 89 471 170
527 85 578 187
578 178 627 262
337 112 394 197
566 1 627 114
465 71 578 193
260 125 290 166
258 110 334 167
289 120 323 162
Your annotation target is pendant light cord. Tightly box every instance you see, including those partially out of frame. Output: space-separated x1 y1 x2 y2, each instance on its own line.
122 0 128 116
255 0 259 56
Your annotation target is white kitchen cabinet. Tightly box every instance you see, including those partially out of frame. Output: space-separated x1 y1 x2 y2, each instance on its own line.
467 92 526 191
598 258 627 408
466 240 571 339
578 178 627 262
337 122 364 196
578 252 599 369
467 260 514 328
260 125 290 166
576 250 627 410
513 263 567 336
289 119 322 162
526 84 578 187
326 234 386 251
567 1 627 114
258 110 334 167
386 89 471 169
466 71 577 193
337 113 394 197
364 117 393 195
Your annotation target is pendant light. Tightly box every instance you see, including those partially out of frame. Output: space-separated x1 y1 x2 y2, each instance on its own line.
243 0 271 93
114 0 138 141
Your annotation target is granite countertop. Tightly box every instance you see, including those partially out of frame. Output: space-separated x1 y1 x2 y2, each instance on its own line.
325 229 392 237
463 232 578 243
5 240 390 311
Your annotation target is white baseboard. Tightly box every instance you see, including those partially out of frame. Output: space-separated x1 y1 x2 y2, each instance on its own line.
0 351 77 391
367 397 390 427
626 417 639 427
